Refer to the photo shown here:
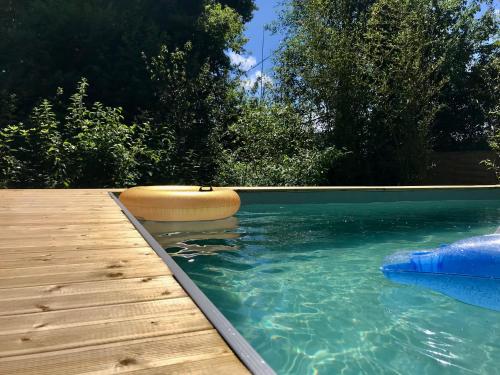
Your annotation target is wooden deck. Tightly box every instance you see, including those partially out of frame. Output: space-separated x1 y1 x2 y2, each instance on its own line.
0 189 249 374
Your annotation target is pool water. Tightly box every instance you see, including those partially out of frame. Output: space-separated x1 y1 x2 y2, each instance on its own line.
153 200 500 374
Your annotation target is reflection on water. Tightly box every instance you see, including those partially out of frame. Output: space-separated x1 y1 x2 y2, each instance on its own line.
142 217 241 258
151 201 500 375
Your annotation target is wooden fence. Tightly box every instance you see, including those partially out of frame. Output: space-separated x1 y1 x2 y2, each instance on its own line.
424 151 498 185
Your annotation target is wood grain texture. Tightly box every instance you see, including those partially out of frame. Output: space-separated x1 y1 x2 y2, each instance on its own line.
0 248 156 268
0 190 249 374
0 238 151 252
0 330 247 375
0 298 198 334
0 282 187 316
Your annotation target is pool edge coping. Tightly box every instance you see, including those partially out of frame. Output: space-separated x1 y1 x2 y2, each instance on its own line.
231 185 500 192
108 192 275 375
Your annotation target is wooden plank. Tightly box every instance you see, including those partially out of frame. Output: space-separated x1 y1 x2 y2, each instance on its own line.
0 298 199 335
0 247 153 261
0 190 118 196
0 330 247 375
0 209 126 214
0 276 181 301
0 199 116 204
0 212 126 225
0 205 119 210
0 199 119 204
0 218 131 226
0 206 122 212
0 262 170 288
0 230 145 241
0 223 136 232
0 211 124 216
0 258 165 278
114 355 247 375
0 248 156 268
0 277 186 316
0 203 119 208
0 208 122 214
0 238 151 252
0 258 160 272
0 288 185 317
0 311 212 357
1 194 115 200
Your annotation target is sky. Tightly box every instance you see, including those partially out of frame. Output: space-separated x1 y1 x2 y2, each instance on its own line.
229 0 283 89
230 0 500 88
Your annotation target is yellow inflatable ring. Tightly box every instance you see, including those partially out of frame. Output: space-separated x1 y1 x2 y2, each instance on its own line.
119 186 241 222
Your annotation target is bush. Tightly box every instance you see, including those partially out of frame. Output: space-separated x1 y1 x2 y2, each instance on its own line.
145 42 242 184
0 79 155 187
482 110 500 180
481 53 500 180
214 99 341 186
0 100 67 187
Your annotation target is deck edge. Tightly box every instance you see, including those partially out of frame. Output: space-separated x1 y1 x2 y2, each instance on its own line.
108 192 275 375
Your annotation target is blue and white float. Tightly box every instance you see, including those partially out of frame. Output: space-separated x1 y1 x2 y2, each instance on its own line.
381 234 500 311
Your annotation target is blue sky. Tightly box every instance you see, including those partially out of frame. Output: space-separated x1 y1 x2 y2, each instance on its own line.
244 0 283 66
230 0 500 87
229 0 283 88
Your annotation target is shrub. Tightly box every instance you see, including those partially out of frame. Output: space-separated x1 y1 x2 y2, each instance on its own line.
214 99 341 186
0 79 152 187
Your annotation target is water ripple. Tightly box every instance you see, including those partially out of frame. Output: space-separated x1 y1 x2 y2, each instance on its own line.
153 200 500 375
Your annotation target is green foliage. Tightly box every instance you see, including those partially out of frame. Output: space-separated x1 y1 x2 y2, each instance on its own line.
201 2 246 53
63 79 148 187
214 99 341 186
361 0 450 182
146 43 242 184
483 124 500 180
0 0 255 120
0 80 156 187
1 0 497 188
482 53 500 179
1 0 254 188
276 0 499 184
432 2 499 150
0 100 66 187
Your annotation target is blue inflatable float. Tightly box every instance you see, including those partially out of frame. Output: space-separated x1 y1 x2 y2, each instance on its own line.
381 234 500 311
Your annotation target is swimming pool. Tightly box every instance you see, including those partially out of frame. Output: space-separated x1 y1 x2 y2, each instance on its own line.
148 198 500 374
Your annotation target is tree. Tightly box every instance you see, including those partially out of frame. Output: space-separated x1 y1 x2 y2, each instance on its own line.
275 0 374 183
482 50 500 179
214 97 340 186
361 0 451 182
141 2 248 184
0 0 260 187
432 2 499 150
0 0 255 121
276 0 498 184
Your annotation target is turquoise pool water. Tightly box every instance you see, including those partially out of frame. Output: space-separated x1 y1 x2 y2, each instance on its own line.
150 200 500 374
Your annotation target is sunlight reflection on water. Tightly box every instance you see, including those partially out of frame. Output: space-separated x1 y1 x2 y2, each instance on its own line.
150 200 500 375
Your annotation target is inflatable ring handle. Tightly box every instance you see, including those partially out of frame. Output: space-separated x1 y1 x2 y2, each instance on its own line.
199 186 213 192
